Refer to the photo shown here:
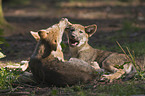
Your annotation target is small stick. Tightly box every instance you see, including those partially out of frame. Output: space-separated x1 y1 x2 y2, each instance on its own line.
116 41 131 61
0 89 11 93
0 91 30 95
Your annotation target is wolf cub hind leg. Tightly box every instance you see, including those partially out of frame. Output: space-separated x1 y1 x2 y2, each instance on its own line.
101 62 125 82
101 69 125 82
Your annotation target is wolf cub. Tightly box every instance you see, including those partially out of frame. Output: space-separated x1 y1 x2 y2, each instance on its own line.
65 21 136 82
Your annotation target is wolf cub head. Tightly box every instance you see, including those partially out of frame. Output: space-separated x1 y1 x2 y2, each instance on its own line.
65 23 97 47
30 18 69 51
30 29 59 51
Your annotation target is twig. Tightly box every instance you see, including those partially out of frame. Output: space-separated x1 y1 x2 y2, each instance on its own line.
126 47 142 72
0 89 11 93
116 41 131 61
23 83 37 88
0 91 30 96
126 47 135 64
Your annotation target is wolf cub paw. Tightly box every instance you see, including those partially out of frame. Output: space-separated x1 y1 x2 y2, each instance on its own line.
100 74 114 82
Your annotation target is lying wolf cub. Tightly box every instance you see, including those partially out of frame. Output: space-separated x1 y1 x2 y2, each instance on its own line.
65 21 136 82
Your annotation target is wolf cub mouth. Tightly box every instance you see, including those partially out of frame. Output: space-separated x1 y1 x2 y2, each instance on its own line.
69 36 79 47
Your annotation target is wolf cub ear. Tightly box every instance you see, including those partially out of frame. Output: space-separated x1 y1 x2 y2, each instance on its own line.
85 24 97 37
30 31 40 41
38 30 48 39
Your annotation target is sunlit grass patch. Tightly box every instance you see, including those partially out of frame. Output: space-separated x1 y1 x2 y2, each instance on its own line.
0 67 22 90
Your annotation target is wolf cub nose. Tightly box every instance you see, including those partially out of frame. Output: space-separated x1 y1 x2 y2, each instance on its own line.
70 34 75 38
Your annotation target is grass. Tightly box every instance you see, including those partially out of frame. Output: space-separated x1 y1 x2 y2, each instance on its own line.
96 39 145 57
0 67 22 90
105 41 145 57
96 81 145 95
43 81 145 96
117 41 145 80
109 20 141 42
121 41 145 57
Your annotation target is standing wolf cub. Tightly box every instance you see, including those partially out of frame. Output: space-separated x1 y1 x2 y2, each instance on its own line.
65 22 136 82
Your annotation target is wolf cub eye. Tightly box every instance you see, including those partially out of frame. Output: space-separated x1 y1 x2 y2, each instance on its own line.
79 31 83 33
70 29 75 31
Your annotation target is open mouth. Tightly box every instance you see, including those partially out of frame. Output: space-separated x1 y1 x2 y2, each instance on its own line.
69 38 79 47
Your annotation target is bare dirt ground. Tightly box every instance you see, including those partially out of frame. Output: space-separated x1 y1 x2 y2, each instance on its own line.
0 0 145 95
